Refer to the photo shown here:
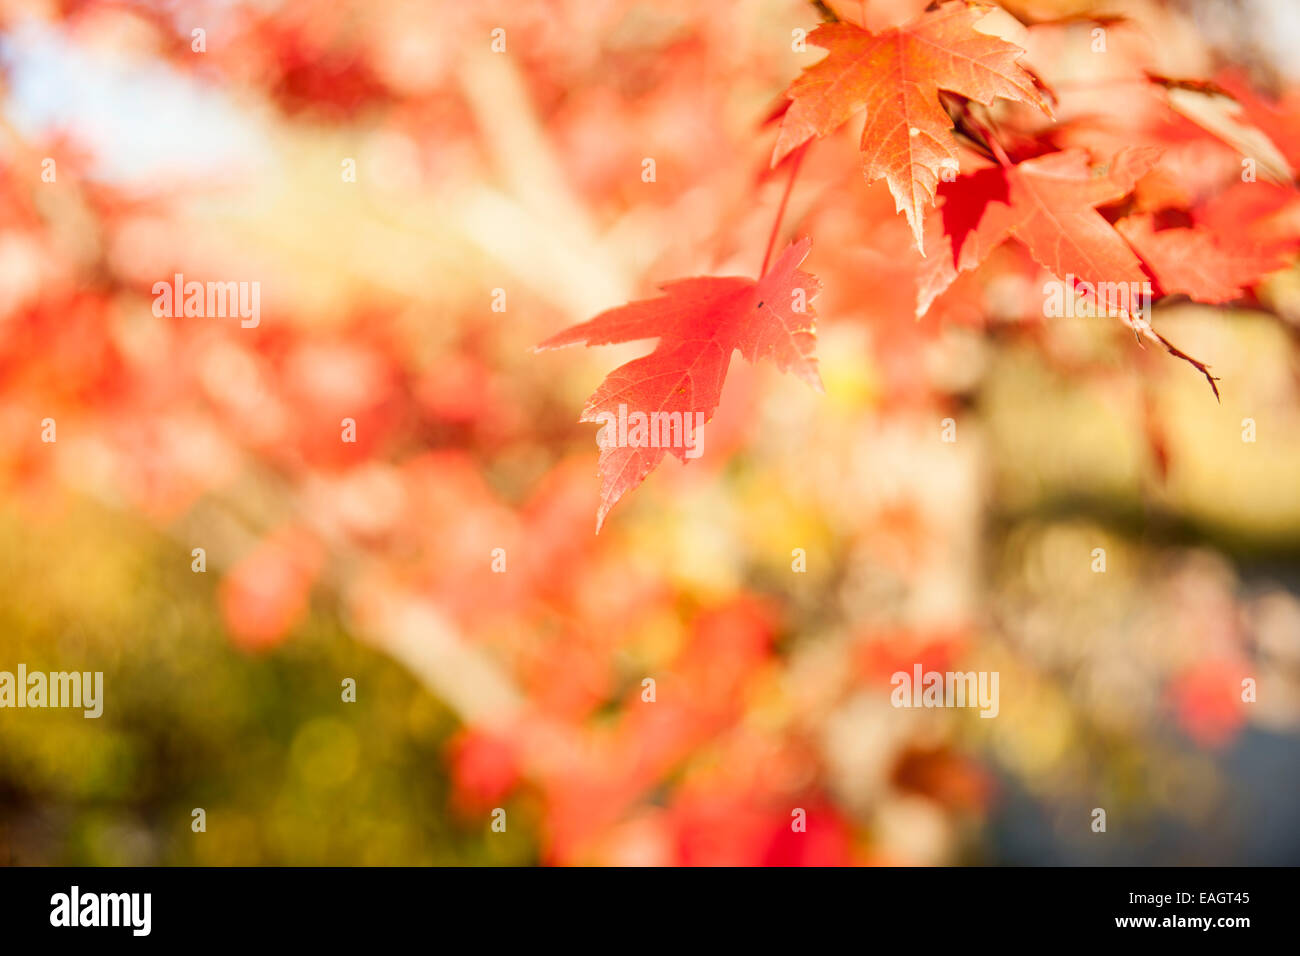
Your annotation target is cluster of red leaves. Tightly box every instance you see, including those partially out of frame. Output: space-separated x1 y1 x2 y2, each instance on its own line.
542 0 1300 526
0 0 1279 864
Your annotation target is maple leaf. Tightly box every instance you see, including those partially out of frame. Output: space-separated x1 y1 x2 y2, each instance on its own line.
1213 70 1300 170
537 239 821 531
1116 214 1293 304
773 2 1050 252
1144 72 1295 184
1194 180 1300 249
918 147 1223 396
917 147 1160 317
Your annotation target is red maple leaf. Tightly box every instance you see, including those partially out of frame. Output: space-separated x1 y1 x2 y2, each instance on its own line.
1194 180 1300 248
918 147 1160 318
537 239 821 530
1116 213 1293 304
1214 69 1300 173
918 147 1222 395
773 2 1050 251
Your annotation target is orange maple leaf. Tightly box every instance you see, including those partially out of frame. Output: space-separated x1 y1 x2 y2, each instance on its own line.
537 239 821 531
773 2 1050 252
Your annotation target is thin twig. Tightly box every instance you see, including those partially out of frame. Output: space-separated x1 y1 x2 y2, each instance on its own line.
761 144 808 274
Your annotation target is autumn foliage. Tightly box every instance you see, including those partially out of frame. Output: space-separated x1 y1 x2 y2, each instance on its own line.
542 1 1300 525
2 0 1300 866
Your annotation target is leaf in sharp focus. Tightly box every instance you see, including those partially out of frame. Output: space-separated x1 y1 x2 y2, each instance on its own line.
917 147 1160 318
773 3 1050 252
537 238 821 531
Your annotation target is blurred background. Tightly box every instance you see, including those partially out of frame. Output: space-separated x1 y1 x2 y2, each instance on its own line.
0 0 1298 865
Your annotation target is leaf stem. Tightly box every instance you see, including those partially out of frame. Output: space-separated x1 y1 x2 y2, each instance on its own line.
761 144 807 275
808 0 838 22
963 107 1013 168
